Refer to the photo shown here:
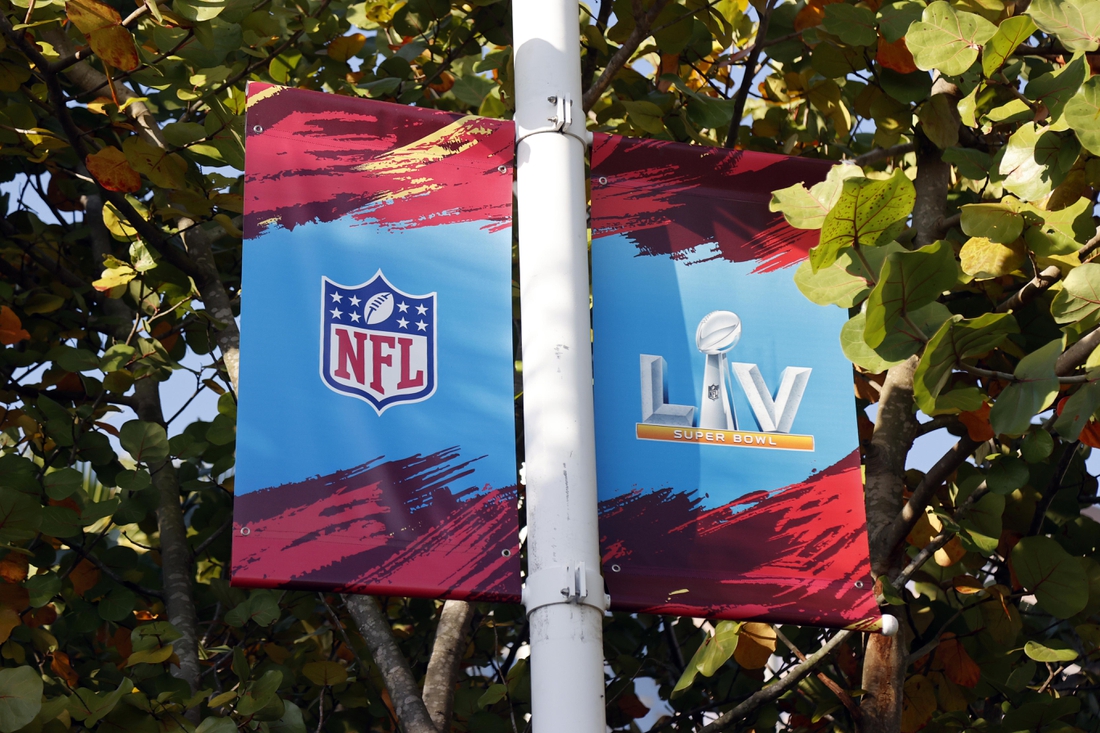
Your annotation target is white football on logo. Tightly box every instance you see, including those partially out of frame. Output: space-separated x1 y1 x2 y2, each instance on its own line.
364 292 395 324
696 310 742 354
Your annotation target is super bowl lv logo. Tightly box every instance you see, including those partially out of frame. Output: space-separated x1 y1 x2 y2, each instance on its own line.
637 311 815 451
320 271 436 414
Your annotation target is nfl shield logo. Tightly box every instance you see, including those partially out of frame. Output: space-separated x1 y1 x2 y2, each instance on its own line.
320 271 437 414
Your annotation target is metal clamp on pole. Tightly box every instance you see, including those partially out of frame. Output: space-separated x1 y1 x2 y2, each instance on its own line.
522 561 610 615
515 93 591 147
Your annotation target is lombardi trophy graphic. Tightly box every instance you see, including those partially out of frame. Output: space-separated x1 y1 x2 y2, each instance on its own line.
695 311 741 430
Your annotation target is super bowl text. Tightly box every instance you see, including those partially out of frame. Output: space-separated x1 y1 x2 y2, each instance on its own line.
638 310 814 451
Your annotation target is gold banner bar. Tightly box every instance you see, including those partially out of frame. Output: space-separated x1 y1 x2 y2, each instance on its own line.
635 424 815 451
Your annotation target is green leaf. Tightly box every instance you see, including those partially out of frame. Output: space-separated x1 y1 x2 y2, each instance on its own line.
918 93 959 149
1066 76 1100 156
672 620 741 695
769 165 862 230
98 587 137 622
268 702 307 733
1025 53 1088 123
1012 536 1088 618
986 455 1029 495
196 717 238 733
913 313 1018 414
960 202 1023 244
864 240 959 348
1027 0 1100 53
174 0 227 22
999 123 1067 202
67 679 133 727
238 670 284 716
989 339 1062 435
120 420 170 465
1023 639 1079 663
43 467 83 500
878 0 926 43
907 1 997 76
982 15 1036 76
794 241 904 307
813 170 916 271
0 489 42 544
0 666 43 733
24 571 60 607
621 99 667 135
225 590 281 627
205 413 235 445
1021 428 1055 462
822 4 877 46
1054 383 1100 440
844 302 952 372
302 661 348 687
1051 263 1100 324
477 684 507 709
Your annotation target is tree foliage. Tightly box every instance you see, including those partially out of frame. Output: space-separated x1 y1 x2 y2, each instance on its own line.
0 0 1099 731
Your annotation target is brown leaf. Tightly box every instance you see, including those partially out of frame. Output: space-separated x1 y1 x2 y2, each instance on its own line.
617 693 650 719
86 146 141 193
51 650 80 687
733 622 777 669
89 26 141 71
67 0 140 71
0 583 30 612
327 33 366 62
936 633 982 687
877 36 918 74
794 0 843 31
69 559 101 597
0 550 29 583
0 607 20 644
1080 421 1100 449
67 0 121 33
0 306 31 346
958 403 994 442
26 604 58 627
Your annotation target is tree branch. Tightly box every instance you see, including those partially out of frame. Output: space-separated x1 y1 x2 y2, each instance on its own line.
994 265 1062 313
422 600 476 732
343 595 439 733
852 142 915 167
582 0 672 112
699 629 853 733
723 0 777 148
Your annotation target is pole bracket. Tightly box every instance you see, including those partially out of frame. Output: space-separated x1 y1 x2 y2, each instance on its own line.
515 93 591 148
522 561 609 615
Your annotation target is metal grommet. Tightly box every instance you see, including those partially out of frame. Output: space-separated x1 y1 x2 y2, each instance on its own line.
598 176 608 185
497 165 507 174
252 125 262 133
501 548 512 557
854 580 864 589
611 564 621 573
240 526 251 536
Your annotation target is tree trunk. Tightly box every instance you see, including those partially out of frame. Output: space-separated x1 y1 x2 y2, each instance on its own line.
87 195 203 703
422 600 476 732
859 357 918 732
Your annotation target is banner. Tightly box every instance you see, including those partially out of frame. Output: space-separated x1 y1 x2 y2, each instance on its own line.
591 134 880 628
231 85 520 602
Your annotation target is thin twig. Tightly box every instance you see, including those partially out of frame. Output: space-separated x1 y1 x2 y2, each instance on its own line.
723 0 776 148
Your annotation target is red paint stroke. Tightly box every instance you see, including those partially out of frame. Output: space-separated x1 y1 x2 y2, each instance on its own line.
600 449 879 627
590 134 831 273
244 83 514 238
231 448 520 603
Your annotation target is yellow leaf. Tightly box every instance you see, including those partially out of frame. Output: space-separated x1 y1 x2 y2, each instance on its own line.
126 644 175 666
303 660 348 686
214 213 242 238
960 236 1025 280
66 0 140 71
209 691 236 708
123 137 188 189
66 0 121 33
86 146 141 193
328 33 366 62
93 264 136 292
900 674 936 733
733 622 776 670
103 201 138 240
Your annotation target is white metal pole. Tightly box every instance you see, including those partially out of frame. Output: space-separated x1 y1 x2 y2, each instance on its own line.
512 2 608 732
